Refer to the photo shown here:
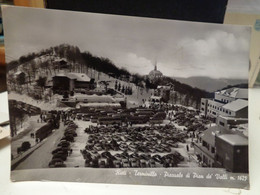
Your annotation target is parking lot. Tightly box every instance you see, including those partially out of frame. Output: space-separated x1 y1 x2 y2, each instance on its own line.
49 107 210 169
13 102 212 170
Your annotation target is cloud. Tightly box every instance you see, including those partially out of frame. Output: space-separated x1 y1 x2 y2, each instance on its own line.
113 52 154 74
169 30 250 78
4 7 250 79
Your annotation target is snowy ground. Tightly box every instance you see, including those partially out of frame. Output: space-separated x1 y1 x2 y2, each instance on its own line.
9 92 62 111
176 138 199 168
65 120 97 167
93 73 154 108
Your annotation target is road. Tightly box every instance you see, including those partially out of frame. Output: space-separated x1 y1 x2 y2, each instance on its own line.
15 123 65 170
11 115 47 157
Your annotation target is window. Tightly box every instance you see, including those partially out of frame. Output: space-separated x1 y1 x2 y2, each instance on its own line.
202 141 209 150
211 147 215 153
219 121 225 126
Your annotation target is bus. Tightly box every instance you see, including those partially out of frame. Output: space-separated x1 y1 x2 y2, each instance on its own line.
98 116 122 125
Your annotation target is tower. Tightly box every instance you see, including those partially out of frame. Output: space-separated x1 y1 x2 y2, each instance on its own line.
148 60 163 81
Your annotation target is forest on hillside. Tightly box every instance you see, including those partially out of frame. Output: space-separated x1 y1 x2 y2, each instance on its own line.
7 44 212 107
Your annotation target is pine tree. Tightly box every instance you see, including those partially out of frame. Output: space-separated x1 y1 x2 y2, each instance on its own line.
129 87 133 95
125 86 129 95
118 83 121 91
115 80 118 90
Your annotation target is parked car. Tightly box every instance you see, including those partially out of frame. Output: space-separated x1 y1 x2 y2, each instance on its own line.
49 158 66 168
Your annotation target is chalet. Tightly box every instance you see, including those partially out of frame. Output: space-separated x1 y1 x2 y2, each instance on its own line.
54 59 69 69
52 72 95 93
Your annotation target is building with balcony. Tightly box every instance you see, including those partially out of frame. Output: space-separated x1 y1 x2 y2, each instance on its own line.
52 72 95 93
193 126 218 167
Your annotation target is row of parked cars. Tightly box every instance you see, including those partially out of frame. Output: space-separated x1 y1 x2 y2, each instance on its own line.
48 120 78 168
168 106 210 132
81 150 184 168
81 125 185 168
74 107 169 126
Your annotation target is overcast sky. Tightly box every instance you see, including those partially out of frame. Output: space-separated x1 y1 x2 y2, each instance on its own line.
3 6 250 79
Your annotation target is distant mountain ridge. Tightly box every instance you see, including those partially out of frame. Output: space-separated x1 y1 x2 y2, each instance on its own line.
174 76 248 92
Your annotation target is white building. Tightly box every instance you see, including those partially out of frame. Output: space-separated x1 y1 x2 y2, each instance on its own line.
200 88 248 120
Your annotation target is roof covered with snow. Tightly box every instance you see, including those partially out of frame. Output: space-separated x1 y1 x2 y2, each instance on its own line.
200 126 219 145
14 71 25 76
218 115 248 121
217 134 248 146
150 96 162 100
157 85 171 89
231 123 248 138
54 72 91 82
215 88 248 99
54 58 67 62
67 73 91 82
74 94 115 103
222 99 248 112
78 103 121 108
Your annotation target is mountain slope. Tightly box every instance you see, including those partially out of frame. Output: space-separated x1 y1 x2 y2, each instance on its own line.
7 44 212 108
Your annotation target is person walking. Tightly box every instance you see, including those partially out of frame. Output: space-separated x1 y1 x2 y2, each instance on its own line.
186 144 189 152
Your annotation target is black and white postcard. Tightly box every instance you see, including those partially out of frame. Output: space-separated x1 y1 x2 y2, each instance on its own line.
3 6 250 189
